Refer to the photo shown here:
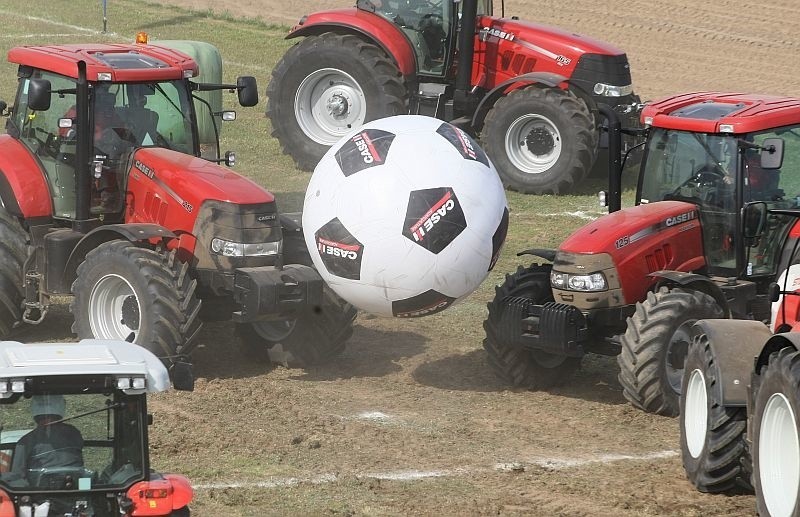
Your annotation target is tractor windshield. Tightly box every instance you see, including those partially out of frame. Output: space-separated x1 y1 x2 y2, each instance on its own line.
0 391 146 495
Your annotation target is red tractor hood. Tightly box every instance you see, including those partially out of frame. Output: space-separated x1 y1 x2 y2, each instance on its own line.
486 18 626 59
126 147 275 233
559 201 707 304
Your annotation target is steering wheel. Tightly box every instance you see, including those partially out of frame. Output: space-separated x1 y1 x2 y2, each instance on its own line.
674 163 728 192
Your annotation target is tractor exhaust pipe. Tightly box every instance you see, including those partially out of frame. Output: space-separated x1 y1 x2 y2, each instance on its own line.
453 0 478 116
598 104 622 213
74 60 92 228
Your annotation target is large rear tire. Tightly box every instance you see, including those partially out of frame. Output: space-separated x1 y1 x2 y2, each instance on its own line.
482 87 597 195
266 32 407 171
71 241 202 363
0 207 27 337
680 332 751 493
236 230 356 368
753 347 800 517
483 263 581 388
618 287 724 416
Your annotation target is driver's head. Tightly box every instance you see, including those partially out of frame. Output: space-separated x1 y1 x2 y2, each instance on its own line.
127 84 152 108
31 394 66 424
94 87 117 118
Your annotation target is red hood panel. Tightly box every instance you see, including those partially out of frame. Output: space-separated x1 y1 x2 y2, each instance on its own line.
489 18 626 58
560 201 706 303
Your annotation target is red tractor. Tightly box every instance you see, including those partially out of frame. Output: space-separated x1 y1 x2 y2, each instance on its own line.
266 0 641 195
0 38 356 374
680 207 800 515
483 91 800 415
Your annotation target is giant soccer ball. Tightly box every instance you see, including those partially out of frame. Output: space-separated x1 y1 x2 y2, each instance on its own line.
303 115 509 318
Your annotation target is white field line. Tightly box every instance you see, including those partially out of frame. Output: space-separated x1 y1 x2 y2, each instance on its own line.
539 210 603 220
192 449 678 490
1 34 87 39
1 11 270 74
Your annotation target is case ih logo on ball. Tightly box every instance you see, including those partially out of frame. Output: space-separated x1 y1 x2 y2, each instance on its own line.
392 289 456 318
335 129 396 176
403 187 467 254
315 218 364 280
436 123 490 167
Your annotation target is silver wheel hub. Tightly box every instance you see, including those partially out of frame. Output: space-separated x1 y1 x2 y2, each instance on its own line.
684 369 708 458
295 68 367 145
760 391 800 517
88 274 141 342
505 113 562 174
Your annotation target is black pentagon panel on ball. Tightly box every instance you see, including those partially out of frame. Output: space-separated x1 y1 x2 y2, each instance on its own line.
315 217 364 280
402 187 467 254
335 128 396 176
489 207 509 271
435 123 490 167
392 289 456 318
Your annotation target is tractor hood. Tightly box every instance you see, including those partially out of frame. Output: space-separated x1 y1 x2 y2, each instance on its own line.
126 147 276 234
554 201 706 306
486 18 626 59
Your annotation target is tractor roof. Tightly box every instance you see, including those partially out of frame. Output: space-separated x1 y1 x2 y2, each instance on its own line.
641 92 800 134
7 43 198 82
0 340 170 394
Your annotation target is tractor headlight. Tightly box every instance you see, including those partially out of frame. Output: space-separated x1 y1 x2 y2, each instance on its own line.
550 270 608 292
593 82 634 97
210 238 281 257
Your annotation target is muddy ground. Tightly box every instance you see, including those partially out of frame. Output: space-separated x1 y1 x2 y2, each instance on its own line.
28 0 800 514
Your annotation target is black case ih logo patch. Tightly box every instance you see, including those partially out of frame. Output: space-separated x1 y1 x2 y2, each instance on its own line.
489 207 509 271
335 129 396 176
392 289 456 318
403 187 467 254
436 123 490 167
315 218 364 280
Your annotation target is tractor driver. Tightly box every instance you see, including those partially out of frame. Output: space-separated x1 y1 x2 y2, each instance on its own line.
10 395 84 484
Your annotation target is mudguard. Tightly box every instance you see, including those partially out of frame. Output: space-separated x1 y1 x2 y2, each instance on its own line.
754 332 800 374
691 319 773 406
472 71 573 129
650 270 731 317
288 8 417 78
0 135 52 218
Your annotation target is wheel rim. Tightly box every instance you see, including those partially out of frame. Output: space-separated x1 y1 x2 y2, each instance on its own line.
252 319 297 342
295 68 367 145
666 322 693 395
88 274 141 342
504 113 562 174
684 369 708 458
759 392 800 517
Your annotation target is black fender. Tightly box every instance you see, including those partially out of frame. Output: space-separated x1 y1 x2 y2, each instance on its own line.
649 270 731 318
692 319 773 406
279 212 303 233
754 332 800 375
471 72 595 131
63 224 176 292
517 248 556 262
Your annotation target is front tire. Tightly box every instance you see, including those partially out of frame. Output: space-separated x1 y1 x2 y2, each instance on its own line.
483 264 581 388
0 207 27 337
680 332 751 493
753 347 800 517
483 87 597 195
71 241 202 362
266 32 407 171
618 287 724 416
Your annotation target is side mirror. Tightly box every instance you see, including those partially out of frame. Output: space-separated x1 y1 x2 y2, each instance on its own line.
237 76 259 107
768 281 781 303
170 360 194 391
761 138 784 170
28 79 52 111
743 201 768 240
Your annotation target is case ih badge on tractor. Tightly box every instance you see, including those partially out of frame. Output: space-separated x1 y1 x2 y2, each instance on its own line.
266 0 641 195
0 339 194 517
0 37 356 372
484 92 800 416
680 208 800 517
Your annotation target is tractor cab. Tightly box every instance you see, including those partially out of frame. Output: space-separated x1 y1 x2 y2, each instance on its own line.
0 340 192 516
3 39 257 220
